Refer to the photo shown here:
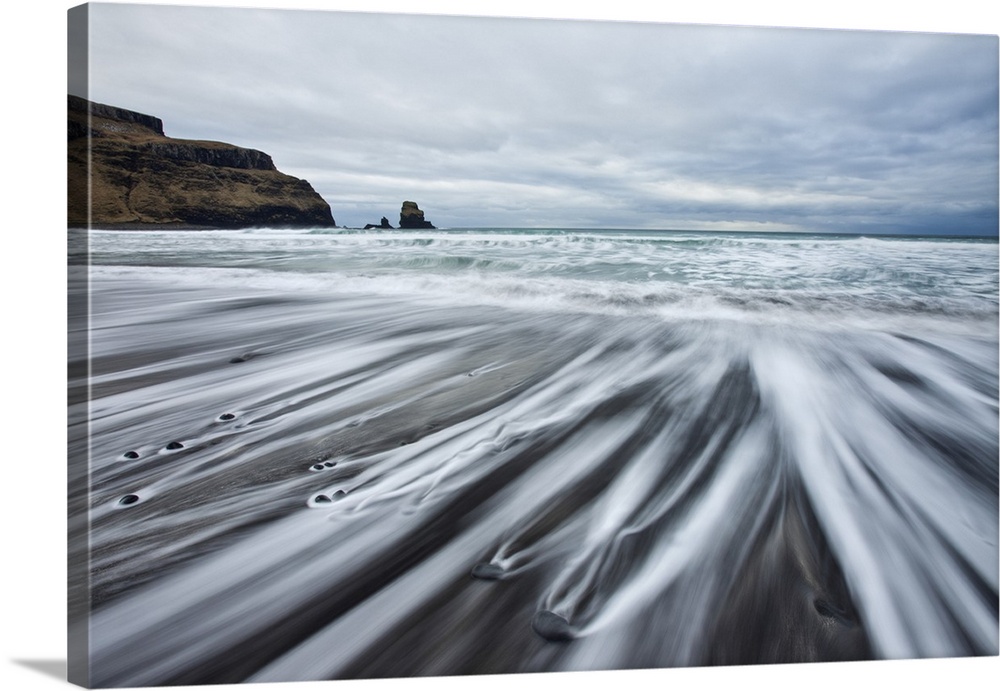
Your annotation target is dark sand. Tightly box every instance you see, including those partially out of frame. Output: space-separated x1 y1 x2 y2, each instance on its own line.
69 271 998 687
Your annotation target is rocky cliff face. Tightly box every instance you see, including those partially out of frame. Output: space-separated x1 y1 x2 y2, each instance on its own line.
67 95 336 228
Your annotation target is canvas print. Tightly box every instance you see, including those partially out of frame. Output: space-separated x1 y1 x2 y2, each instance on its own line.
67 3 999 688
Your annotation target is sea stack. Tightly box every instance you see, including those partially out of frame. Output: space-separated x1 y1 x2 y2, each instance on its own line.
364 216 394 230
399 201 436 229
67 95 336 228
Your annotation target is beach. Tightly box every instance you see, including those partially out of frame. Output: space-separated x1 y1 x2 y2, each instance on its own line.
68 227 999 686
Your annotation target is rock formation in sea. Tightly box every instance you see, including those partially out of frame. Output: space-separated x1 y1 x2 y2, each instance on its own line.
398 201 436 229
67 95 336 228
364 216 394 230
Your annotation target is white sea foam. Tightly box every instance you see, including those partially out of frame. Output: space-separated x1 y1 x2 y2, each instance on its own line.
85 227 997 338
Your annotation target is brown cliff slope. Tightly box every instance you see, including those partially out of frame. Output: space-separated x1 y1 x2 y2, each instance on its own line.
67 95 336 228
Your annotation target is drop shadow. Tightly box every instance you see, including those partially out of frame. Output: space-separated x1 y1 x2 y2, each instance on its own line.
11 658 66 681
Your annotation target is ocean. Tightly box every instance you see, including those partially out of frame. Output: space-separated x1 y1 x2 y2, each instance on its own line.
68 227 999 686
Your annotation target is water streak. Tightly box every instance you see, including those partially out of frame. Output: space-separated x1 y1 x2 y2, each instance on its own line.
69 229 999 686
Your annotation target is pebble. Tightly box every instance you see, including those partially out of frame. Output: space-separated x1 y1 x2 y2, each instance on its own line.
814 598 856 627
166 441 184 450
312 490 346 505
118 494 140 506
123 451 140 460
471 563 505 580
531 610 574 642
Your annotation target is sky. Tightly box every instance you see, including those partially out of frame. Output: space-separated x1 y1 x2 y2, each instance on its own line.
72 3 998 233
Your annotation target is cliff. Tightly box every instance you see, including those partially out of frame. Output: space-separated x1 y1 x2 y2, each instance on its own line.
67 95 336 228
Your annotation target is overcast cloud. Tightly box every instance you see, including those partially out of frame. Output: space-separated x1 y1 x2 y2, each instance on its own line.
79 3 998 233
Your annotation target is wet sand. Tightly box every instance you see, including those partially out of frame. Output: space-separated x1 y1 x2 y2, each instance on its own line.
69 270 998 687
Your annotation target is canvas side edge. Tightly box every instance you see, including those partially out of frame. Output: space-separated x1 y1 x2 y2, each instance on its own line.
67 3 92 688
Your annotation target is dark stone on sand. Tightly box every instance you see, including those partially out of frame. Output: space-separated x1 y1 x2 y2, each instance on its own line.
118 494 140 506
166 441 184 450
471 563 505 580
531 610 574 642
308 457 336 470
219 413 236 421
123 450 140 459
229 356 247 364
313 490 346 505
814 598 856 627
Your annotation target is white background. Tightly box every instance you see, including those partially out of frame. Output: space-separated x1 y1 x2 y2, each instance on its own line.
3 1 998 690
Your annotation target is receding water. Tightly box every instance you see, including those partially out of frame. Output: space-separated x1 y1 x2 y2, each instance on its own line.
68 227 999 686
